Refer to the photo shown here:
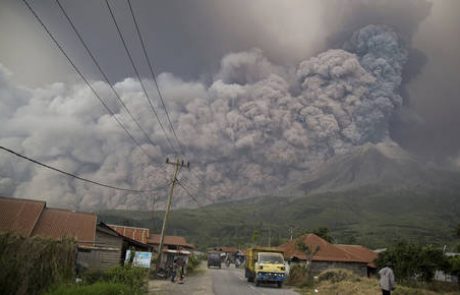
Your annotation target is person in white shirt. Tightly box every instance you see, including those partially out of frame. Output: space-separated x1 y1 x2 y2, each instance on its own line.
379 262 396 295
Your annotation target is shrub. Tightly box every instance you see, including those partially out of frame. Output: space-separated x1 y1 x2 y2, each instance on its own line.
0 232 76 295
104 266 147 292
82 270 106 284
81 266 146 292
318 269 360 283
187 255 202 273
286 264 313 287
46 282 131 295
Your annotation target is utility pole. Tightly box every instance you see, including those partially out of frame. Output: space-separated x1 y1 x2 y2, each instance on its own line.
157 158 189 267
289 225 294 241
268 225 272 247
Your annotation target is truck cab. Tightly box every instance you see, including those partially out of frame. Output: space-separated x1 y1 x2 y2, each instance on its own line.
245 248 286 288
207 251 222 269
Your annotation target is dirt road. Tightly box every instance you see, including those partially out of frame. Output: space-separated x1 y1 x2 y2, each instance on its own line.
148 264 299 295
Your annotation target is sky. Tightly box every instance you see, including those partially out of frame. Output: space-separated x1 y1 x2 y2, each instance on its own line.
0 0 459 210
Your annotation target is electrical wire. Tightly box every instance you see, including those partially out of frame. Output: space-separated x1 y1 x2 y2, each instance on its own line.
55 0 162 154
126 0 185 155
178 175 239 219
0 145 168 193
21 0 154 160
176 180 226 229
105 0 179 155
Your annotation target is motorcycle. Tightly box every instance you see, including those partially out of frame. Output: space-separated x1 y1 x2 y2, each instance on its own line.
235 258 241 268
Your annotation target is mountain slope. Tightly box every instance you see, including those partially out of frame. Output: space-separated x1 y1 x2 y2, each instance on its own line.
98 142 460 249
298 142 460 194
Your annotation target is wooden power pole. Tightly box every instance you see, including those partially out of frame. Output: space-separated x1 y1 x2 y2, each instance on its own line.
157 158 189 266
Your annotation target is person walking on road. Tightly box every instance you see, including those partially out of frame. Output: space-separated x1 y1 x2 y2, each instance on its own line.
379 262 396 295
170 258 178 283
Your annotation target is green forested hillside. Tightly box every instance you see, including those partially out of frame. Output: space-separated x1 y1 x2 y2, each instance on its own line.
98 187 460 250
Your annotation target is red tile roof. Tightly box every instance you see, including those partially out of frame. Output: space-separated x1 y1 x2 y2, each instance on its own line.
336 244 378 268
0 197 45 236
278 234 370 264
108 224 150 244
32 208 97 246
148 234 194 249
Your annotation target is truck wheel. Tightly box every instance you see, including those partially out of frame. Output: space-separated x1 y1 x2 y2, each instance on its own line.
277 282 283 288
248 274 254 282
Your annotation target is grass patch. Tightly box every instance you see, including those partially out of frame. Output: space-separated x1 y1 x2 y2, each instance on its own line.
46 282 131 295
81 266 147 294
297 269 460 295
47 266 148 295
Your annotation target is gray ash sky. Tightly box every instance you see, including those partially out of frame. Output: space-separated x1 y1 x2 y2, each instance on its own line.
0 0 459 210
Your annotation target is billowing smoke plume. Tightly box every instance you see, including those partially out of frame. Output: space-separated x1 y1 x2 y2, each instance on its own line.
0 23 410 210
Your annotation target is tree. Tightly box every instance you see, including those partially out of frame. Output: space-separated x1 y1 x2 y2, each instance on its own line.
251 229 259 246
377 241 448 282
448 255 460 286
313 227 334 243
456 224 460 239
295 238 320 284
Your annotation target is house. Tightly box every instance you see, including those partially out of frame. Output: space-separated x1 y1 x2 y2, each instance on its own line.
0 196 46 236
147 234 195 269
106 224 194 268
77 222 152 271
336 244 378 275
0 196 96 246
32 207 97 246
0 196 152 271
212 246 239 256
148 234 195 251
108 224 150 244
278 234 378 276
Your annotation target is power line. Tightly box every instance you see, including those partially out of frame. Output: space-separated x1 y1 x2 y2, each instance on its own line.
126 0 185 155
55 0 161 154
176 180 226 229
179 175 239 219
0 145 168 193
105 0 179 155
176 179 204 208
21 0 153 160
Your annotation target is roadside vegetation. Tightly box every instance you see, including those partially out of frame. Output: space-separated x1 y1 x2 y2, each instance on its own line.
46 266 148 295
292 240 460 295
299 269 459 295
186 254 205 274
0 232 76 295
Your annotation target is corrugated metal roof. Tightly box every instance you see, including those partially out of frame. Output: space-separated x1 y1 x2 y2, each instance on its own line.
108 224 150 244
0 197 45 236
32 208 97 246
278 234 369 264
148 234 194 249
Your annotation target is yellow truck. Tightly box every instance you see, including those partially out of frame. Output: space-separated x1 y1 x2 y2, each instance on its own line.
244 247 286 288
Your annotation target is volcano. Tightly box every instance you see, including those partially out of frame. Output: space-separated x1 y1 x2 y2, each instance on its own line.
298 141 460 195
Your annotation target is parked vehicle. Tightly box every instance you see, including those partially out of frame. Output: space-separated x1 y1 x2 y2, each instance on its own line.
245 248 286 288
207 251 222 269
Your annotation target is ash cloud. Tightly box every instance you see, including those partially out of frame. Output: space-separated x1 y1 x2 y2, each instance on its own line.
320 0 460 161
2 0 460 209
1 23 409 210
